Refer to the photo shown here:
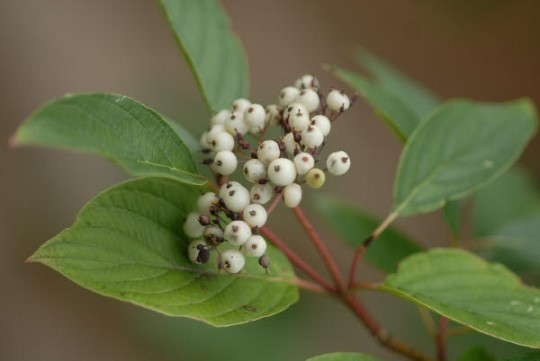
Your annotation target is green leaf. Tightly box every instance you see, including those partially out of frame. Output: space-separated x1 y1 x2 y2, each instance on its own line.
381 248 540 348
357 49 440 120
457 347 496 361
393 99 537 217
504 350 540 361
159 0 249 113
331 65 419 140
472 167 540 237
29 177 298 326
163 116 200 153
314 196 421 273
443 199 464 237
14 93 205 185
476 216 540 285
306 352 381 361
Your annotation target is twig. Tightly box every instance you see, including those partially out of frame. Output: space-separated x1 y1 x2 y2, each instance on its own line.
348 211 398 288
349 281 380 292
344 295 434 361
293 206 347 292
260 227 335 293
418 306 437 338
436 316 448 361
266 191 283 215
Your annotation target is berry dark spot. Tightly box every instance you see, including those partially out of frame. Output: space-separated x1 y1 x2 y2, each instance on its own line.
232 225 239 232
216 160 222 166
196 248 210 264
248 107 253 113
252 244 257 249
302 156 309 162
341 157 349 163
229 190 236 196
198 215 210 226
274 165 281 172
249 210 256 217
254 194 261 200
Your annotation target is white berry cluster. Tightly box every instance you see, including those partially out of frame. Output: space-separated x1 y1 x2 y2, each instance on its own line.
183 75 353 274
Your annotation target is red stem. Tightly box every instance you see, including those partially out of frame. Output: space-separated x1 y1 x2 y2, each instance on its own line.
345 295 433 361
293 206 347 292
436 316 448 361
266 192 283 216
260 227 335 293
347 236 372 289
348 211 398 288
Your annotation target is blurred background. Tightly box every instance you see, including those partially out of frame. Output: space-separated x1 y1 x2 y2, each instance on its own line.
1 0 539 360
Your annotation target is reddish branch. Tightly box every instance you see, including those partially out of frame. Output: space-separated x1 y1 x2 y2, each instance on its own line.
260 226 335 292
287 207 433 361
436 316 448 361
348 211 398 287
293 206 347 292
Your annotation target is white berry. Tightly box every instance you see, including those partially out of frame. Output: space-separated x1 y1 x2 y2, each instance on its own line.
306 168 326 189
188 239 208 264
200 132 211 149
311 115 331 137
295 74 319 90
224 111 248 135
268 158 297 186
222 184 250 213
296 89 320 113
244 104 266 132
232 98 251 113
221 249 245 273
243 159 267 183
211 109 231 126
212 150 237 175
283 132 297 156
257 140 281 165
327 151 351 176
287 103 310 132
208 130 235 152
203 226 224 243
197 192 219 215
283 183 302 208
293 152 314 175
243 235 267 257
301 125 324 149
219 181 242 198
265 105 281 127
326 89 350 112
183 212 205 238
250 183 274 205
224 220 252 246
243 204 268 228
279 86 300 107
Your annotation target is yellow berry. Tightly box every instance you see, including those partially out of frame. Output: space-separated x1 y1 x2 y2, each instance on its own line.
305 168 325 189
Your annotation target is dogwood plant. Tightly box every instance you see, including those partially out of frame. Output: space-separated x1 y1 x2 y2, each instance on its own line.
13 1 540 360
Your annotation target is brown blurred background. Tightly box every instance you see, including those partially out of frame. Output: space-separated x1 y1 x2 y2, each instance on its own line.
1 1 539 360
